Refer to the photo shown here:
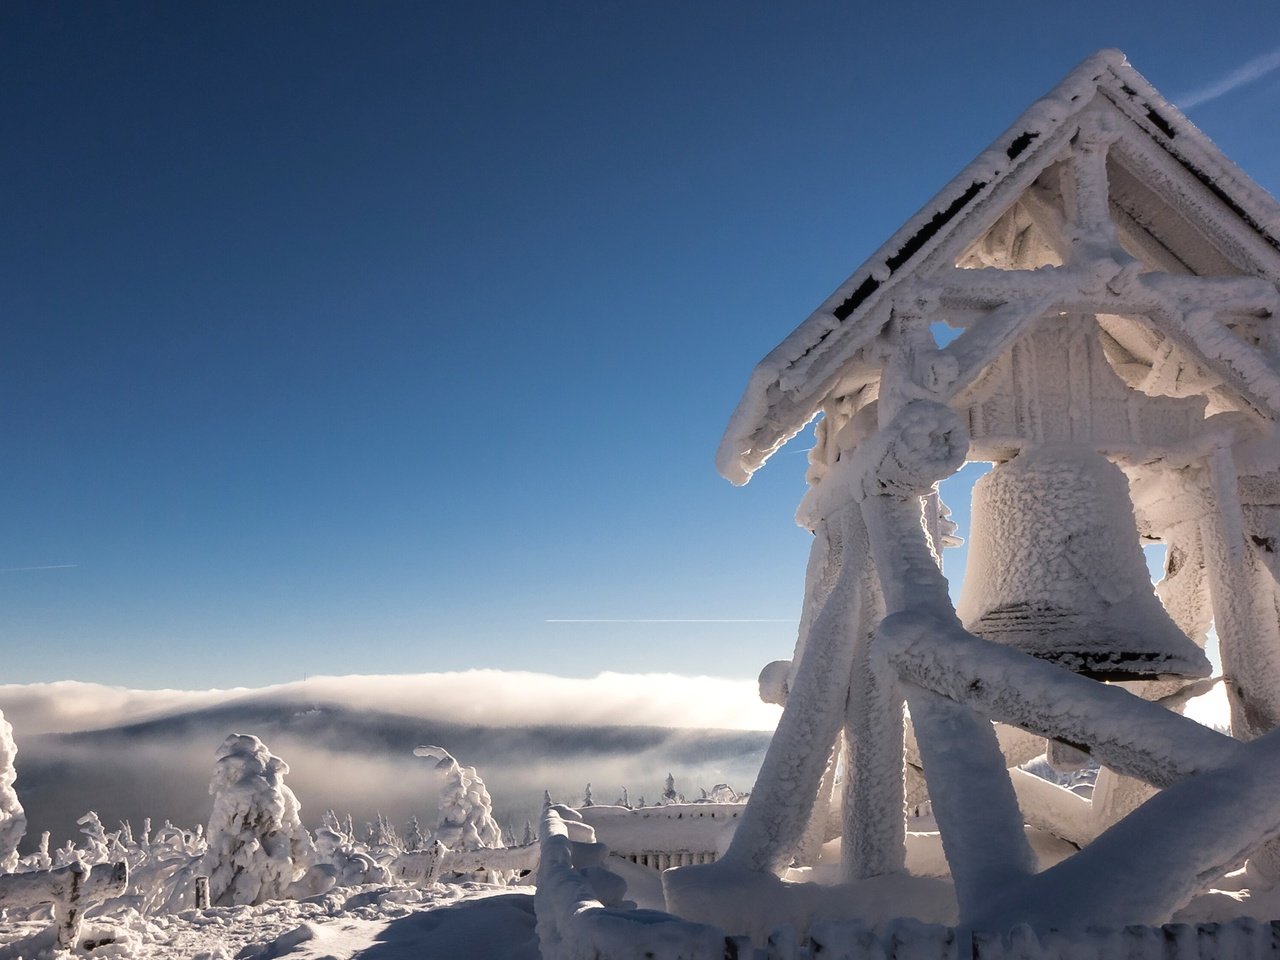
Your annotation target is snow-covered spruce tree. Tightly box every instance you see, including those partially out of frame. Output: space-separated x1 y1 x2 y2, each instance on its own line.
313 812 389 886
0 709 27 872
662 772 683 805
582 783 594 807
202 734 315 906
413 745 502 851
403 815 426 853
366 813 402 864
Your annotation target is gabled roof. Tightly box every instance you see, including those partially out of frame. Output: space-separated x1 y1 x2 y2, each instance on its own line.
717 49 1280 485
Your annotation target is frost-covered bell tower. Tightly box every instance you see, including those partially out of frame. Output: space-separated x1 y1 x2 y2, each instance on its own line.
669 50 1280 934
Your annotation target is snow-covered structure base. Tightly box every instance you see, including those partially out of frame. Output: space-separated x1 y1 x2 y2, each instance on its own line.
534 805 726 960
576 802 745 870
535 806 1280 960
536 48 1280 958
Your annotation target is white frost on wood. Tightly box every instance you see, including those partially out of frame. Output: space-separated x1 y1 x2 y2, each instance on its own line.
714 503 867 875
971 724 1280 931
717 50 1280 484
880 609 1231 788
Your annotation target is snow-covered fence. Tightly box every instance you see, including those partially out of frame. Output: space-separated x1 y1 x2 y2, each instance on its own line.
390 843 447 886
442 840 539 877
0 860 128 949
535 805 726 960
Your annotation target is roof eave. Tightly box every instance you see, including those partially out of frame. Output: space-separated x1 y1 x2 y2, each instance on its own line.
717 49 1280 485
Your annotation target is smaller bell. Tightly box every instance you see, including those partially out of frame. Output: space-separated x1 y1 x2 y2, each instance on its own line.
956 444 1210 681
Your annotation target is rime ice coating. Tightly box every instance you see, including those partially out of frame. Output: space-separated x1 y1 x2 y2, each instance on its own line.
0 709 26 872
202 734 315 906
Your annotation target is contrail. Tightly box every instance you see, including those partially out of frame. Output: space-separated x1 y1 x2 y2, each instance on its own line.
1178 47 1280 110
546 618 796 623
0 563 77 573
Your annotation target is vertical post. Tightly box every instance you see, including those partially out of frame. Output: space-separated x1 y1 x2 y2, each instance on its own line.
842 516 901 880
717 502 868 874
1199 451 1280 740
851 400 1035 909
1065 111 1126 264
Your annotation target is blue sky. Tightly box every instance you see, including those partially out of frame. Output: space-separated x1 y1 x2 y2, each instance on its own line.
3 3 1279 687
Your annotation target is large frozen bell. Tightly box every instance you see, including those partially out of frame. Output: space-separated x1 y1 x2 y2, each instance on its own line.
955 444 1210 681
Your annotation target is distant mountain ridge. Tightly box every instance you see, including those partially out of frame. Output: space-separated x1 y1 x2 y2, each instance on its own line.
12 696 770 848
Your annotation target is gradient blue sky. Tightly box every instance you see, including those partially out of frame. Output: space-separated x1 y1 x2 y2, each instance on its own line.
3 3 1279 688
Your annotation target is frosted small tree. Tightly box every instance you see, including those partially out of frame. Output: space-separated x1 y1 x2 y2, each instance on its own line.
404 816 426 853
366 813 402 863
77 811 112 864
413 745 503 851
662 773 683 805
582 783 595 807
0 709 27 872
202 734 315 906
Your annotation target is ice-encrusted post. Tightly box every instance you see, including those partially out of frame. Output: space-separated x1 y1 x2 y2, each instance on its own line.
1193 448 1280 879
713 498 871 874
1064 109 1127 265
853 400 1036 911
1198 450 1280 743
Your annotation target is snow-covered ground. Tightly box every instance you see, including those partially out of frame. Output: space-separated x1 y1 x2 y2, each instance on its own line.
0 882 540 960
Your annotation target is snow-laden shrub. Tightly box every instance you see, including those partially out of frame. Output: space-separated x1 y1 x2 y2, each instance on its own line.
202 734 315 906
313 810 390 886
115 819 208 914
18 831 51 872
0 709 27 871
413 745 503 852
74 811 127 864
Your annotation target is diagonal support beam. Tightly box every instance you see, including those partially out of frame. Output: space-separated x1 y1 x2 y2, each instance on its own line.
879 608 1233 789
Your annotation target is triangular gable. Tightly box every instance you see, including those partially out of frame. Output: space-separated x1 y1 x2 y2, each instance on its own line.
718 49 1280 485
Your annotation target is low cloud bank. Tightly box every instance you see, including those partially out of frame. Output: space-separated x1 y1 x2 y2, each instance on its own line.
0 670 782 737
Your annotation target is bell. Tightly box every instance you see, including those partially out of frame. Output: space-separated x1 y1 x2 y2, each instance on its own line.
955 444 1211 681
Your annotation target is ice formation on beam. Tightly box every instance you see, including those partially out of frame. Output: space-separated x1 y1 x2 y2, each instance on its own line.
662 48 1280 946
